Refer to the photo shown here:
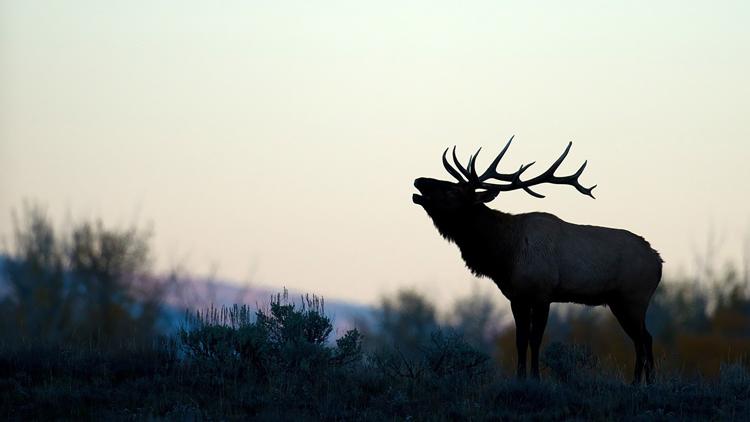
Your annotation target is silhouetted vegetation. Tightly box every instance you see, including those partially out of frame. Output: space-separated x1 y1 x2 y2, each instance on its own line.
1 205 749 419
0 204 164 348
2 287 749 420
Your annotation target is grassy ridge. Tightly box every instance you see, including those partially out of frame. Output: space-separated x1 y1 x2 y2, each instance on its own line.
2 295 748 421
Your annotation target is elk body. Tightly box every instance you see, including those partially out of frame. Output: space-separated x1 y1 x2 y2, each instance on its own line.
412 137 662 384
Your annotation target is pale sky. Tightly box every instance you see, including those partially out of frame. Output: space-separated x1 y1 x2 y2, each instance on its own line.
1 1 749 307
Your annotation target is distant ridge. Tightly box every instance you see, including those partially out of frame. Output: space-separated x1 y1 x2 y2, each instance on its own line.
160 276 376 336
0 254 375 337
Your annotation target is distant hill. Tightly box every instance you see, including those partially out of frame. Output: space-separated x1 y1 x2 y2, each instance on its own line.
0 254 375 337
159 276 376 336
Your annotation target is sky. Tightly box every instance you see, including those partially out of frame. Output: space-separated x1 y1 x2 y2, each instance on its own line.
1 1 749 307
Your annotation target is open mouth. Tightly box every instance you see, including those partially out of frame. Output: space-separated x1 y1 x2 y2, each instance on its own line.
412 179 429 205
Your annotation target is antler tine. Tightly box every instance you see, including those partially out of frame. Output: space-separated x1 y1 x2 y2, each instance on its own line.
563 161 597 198
539 141 572 178
476 162 535 190
451 146 472 180
475 136 537 185
442 147 466 183
523 186 546 198
508 162 547 198
468 147 482 181
476 136 515 182
444 137 522 186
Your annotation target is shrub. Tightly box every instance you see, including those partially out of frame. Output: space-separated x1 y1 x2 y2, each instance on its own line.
371 329 492 384
425 330 492 379
541 341 599 382
179 291 364 384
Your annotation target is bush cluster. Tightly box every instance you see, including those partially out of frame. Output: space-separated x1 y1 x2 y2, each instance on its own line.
179 292 363 386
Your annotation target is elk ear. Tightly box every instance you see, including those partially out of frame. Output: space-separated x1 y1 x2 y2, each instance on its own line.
475 189 499 203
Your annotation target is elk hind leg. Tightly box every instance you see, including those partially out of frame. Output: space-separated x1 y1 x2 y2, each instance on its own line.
643 324 655 384
609 302 647 385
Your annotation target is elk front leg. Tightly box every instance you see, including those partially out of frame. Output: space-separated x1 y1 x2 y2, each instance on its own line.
511 301 531 379
529 302 550 379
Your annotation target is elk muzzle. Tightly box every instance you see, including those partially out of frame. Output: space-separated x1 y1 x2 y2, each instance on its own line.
412 178 426 205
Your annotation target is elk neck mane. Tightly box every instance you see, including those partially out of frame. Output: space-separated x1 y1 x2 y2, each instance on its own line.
426 203 521 279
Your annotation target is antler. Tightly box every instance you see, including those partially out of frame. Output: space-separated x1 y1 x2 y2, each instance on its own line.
441 146 476 183
506 142 597 198
442 137 597 199
444 136 525 184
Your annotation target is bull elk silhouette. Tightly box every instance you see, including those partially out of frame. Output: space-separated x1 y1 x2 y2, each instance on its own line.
412 136 662 384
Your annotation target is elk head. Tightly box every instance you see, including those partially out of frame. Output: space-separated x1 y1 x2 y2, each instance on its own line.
412 136 597 215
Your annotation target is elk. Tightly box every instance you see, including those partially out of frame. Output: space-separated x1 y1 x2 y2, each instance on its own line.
412 137 662 384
